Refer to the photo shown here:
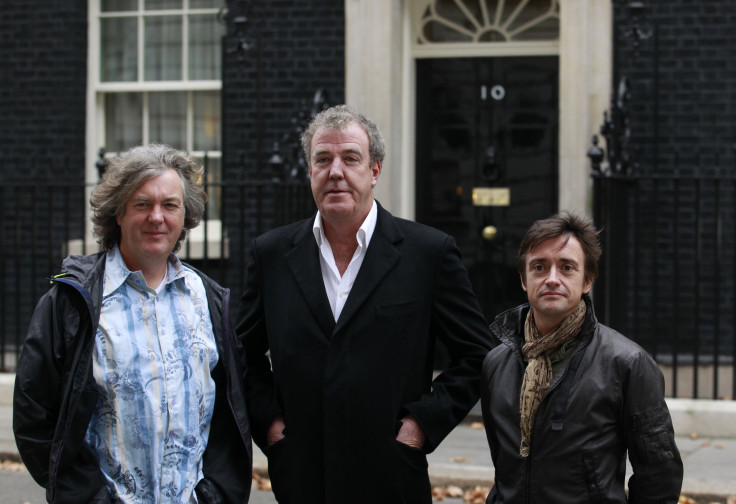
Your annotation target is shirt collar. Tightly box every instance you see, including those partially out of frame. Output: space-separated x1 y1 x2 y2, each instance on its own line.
312 199 378 249
103 245 187 296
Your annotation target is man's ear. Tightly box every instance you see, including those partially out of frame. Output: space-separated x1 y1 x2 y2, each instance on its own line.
582 275 594 295
520 272 527 292
371 160 381 187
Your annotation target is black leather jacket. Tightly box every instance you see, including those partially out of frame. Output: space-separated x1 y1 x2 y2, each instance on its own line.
481 296 683 503
13 252 252 504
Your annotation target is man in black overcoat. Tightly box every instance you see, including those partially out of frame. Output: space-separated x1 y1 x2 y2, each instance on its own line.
237 105 492 503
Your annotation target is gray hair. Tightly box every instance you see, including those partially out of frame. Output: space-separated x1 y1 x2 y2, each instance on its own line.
301 104 386 167
90 144 207 253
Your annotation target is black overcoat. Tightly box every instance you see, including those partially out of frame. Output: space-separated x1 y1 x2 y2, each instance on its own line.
237 203 492 503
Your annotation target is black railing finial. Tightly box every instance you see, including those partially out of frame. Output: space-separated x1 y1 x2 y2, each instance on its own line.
268 89 331 182
587 135 605 174
221 0 257 60
95 147 107 180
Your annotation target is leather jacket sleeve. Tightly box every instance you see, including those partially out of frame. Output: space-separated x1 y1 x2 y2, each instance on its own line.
624 352 684 503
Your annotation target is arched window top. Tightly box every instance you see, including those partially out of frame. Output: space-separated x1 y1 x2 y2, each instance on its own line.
415 0 559 45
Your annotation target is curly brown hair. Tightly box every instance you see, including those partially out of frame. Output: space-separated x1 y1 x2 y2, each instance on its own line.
90 144 207 253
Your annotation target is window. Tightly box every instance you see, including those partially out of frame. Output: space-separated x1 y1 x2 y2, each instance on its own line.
417 0 559 43
411 0 560 58
89 0 224 220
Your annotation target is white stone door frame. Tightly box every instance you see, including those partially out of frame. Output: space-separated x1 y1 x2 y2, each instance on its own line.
345 0 612 219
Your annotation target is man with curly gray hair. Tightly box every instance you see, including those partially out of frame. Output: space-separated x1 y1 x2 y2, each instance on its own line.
14 144 252 504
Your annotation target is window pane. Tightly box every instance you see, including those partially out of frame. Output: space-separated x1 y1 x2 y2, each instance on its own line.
189 14 223 80
144 16 182 81
101 17 138 82
189 0 221 8
145 0 182 9
198 156 221 218
149 92 186 149
101 0 137 12
193 91 220 152
105 93 143 152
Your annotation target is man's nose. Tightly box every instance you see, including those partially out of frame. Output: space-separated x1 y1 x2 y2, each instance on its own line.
149 205 164 222
328 159 344 179
545 266 560 284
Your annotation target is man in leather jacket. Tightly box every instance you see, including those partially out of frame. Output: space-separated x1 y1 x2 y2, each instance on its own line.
481 211 683 503
13 144 252 504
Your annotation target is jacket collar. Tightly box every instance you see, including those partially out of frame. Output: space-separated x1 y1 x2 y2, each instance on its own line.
284 202 403 337
491 294 599 352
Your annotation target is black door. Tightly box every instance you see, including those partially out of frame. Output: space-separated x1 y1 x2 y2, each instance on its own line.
416 56 559 324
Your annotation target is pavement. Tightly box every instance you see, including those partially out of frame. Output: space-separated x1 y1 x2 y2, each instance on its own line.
2 372 735 501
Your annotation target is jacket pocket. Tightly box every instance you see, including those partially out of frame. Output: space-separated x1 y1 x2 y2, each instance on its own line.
632 406 674 464
392 440 431 503
375 301 418 318
582 450 606 504
262 436 291 503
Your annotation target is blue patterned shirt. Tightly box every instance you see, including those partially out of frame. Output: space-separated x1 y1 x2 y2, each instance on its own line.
85 246 219 504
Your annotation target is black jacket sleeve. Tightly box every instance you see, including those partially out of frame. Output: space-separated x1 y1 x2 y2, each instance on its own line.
235 239 284 449
13 285 109 503
624 352 684 503
13 287 71 486
401 235 493 451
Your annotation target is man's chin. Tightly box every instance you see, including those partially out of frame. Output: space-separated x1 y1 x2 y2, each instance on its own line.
142 245 175 258
534 298 566 313
320 206 356 220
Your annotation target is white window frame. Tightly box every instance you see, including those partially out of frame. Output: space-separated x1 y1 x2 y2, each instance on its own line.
82 0 226 258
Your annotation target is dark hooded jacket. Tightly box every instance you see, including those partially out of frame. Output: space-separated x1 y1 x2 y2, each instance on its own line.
481 295 683 503
13 252 252 504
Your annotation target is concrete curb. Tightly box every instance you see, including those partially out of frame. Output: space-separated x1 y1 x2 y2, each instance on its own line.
667 397 736 438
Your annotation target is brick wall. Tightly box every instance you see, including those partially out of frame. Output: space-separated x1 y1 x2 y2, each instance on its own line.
614 0 735 171
219 0 344 304
0 2 88 366
0 1 88 176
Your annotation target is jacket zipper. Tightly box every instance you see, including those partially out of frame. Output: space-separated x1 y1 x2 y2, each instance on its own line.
221 287 251 451
521 345 584 504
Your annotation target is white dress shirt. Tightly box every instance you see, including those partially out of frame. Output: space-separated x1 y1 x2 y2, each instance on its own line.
312 200 378 320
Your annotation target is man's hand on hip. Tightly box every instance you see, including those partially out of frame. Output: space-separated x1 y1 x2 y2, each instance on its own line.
267 415 286 446
396 415 425 449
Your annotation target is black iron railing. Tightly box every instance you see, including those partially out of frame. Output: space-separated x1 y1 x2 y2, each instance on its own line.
593 169 736 400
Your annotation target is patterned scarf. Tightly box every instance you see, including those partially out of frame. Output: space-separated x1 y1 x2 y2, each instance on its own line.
519 300 586 457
